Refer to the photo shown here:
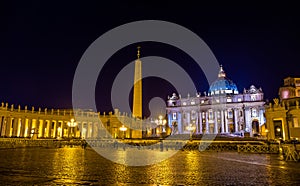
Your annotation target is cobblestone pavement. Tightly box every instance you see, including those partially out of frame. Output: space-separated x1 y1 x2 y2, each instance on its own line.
0 147 299 185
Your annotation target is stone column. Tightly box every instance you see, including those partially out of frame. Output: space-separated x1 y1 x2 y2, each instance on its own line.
61 121 65 137
53 120 58 138
12 118 17 137
39 120 45 138
27 119 32 137
5 117 11 137
199 112 203 134
73 125 78 138
35 119 40 137
205 112 209 134
45 120 50 138
177 113 182 134
1 117 7 137
0 116 3 137
87 123 90 138
234 109 238 132
67 124 71 137
245 108 251 136
214 111 218 134
49 120 53 137
225 111 229 133
20 118 26 137
195 111 199 133
56 121 60 137
186 111 190 126
168 113 172 129
221 110 225 133
91 123 95 138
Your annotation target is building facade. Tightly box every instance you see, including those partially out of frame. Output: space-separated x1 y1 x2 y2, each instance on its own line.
166 66 266 137
265 77 300 140
0 103 146 139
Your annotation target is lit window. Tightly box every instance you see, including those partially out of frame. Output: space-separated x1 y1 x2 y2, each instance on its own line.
201 100 204 104
282 90 289 99
216 99 219 103
225 90 233 94
228 110 233 118
191 101 195 105
209 110 213 119
172 112 177 120
251 108 257 117
238 98 242 102
227 98 232 102
191 110 196 119
183 102 187 106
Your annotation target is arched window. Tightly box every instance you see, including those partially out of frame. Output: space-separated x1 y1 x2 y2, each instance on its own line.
251 108 257 117
228 110 233 119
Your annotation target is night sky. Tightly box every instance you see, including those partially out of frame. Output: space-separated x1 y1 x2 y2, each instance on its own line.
0 1 299 117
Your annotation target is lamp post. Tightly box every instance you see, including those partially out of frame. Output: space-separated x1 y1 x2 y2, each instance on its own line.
67 118 77 138
119 125 127 139
155 115 167 138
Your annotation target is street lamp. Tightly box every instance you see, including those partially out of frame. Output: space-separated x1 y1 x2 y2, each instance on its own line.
186 124 196 140
67 118 77 138
155 115 167 138
119 125 127 139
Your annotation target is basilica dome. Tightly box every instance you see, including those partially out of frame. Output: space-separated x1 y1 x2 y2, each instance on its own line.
208 65 239 95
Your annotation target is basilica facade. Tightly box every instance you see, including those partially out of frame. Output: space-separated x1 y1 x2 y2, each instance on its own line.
166 66 266 137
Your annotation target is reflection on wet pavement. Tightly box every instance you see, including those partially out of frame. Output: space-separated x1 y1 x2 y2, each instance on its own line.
0 147 299 185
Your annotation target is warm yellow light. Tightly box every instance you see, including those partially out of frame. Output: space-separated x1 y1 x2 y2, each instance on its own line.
163 119 167 125
159 115 163 120
276 128 281 132
186 124 195 131
265 129 269 133
119 125 127 131
67 119 77 127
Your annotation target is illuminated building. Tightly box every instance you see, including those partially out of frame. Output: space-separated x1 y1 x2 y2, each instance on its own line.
166 65 266 137
265 77 300 140
0 105 147 139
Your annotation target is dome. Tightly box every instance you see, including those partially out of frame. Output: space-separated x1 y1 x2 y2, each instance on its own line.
208 65 239 95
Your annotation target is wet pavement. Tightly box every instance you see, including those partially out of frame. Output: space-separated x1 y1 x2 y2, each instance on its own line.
0 147 299 185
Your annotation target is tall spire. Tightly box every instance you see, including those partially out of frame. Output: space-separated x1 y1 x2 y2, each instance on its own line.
137 46 141 59
218 64 226 78
133 46 142 119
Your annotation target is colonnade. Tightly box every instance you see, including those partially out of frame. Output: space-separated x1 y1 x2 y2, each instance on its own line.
0 103 149 139
175 108 243 134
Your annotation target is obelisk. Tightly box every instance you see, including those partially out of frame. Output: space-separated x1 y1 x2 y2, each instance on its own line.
132 46 142 119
